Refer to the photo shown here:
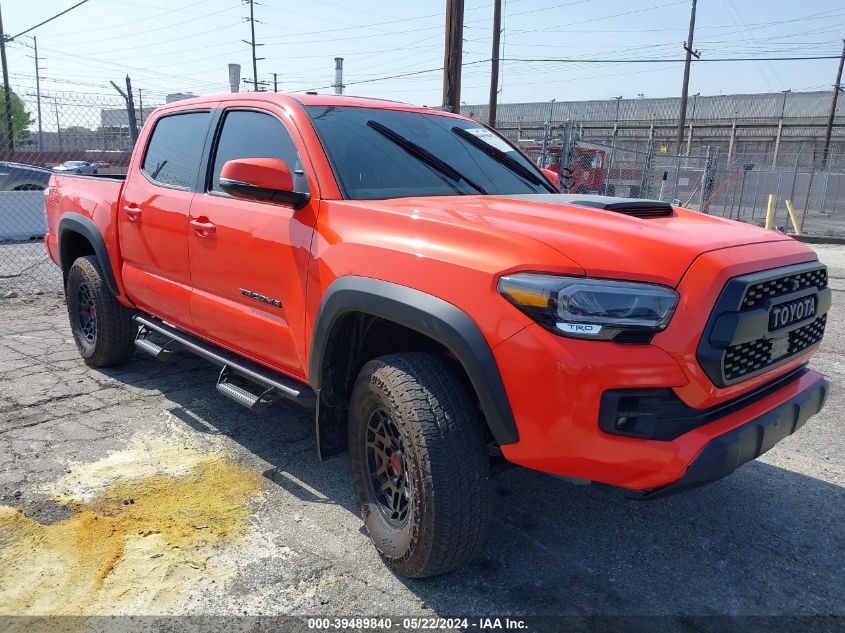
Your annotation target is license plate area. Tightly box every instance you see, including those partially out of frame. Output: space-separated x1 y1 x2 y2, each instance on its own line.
769 295 817 332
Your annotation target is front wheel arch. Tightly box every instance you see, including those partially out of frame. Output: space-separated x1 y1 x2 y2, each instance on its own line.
309 277 519 458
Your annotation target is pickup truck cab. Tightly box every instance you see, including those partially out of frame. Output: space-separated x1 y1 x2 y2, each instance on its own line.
45 93 829 578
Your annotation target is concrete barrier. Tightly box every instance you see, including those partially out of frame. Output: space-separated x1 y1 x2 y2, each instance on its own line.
0 191 47 241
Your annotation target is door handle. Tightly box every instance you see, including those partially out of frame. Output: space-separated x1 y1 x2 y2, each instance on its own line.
122 205 142 220
189 218 216 236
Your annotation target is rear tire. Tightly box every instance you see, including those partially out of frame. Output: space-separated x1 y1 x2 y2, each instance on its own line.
348 353 491 578
65 255 137 367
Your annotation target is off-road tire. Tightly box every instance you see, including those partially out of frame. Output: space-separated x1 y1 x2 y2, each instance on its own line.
66 255 136 367
348 352 491 578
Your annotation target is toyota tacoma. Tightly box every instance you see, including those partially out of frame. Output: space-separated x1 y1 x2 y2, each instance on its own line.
44 93 829 577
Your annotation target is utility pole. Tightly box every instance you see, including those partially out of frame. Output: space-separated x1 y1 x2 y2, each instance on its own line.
273 72 278 92
138 88 143 126
675 0 700 151
442 0 464 113
245 0 261 91
0 3 15 150
30 36 43 151
487 0 502 127
821 39 845 170
249 0 257 90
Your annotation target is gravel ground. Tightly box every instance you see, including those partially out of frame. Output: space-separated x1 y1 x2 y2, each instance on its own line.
0 241 62 297
0 245 843 622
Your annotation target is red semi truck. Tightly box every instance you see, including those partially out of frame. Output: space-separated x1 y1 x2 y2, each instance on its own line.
45 92 829 577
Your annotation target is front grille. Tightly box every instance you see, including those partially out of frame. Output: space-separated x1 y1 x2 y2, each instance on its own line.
723 315 826 382
724 338 774 381
741 268 828 310
788 313 826 355
697 262 829 387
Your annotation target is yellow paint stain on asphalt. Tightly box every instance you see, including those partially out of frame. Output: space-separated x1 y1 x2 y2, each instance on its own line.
0 438 262 615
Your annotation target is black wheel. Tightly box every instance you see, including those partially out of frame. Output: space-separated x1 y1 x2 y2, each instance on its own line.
65 255 137 367
349 353 491 578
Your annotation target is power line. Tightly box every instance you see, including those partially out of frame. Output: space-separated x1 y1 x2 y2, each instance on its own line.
9 0 91 40
498 55 843 63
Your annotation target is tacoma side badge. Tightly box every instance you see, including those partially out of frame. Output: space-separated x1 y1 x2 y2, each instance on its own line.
239 288 282 308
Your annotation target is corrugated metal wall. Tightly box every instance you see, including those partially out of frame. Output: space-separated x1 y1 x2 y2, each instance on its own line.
463 91 838 125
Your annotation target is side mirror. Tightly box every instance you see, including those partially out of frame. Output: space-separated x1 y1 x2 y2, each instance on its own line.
219 158 310 209
541 168 561 190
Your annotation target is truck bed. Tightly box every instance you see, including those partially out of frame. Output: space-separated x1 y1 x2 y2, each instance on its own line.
45 173 127 270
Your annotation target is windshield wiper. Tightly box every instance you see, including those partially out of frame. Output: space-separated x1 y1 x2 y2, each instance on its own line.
366 120 487 195
451 126 554 192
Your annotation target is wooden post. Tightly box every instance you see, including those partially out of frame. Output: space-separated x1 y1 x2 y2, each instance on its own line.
765 193 776 230
442 0 464 113
488 0 501 127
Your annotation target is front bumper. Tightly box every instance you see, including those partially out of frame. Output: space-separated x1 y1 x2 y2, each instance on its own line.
628 374 828 499
493 321 826 491
492 240 827 492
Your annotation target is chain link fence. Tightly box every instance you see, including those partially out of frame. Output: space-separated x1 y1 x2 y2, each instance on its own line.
489 92 844 239
0 91 152 296
557 140 845 238
1 89 843 295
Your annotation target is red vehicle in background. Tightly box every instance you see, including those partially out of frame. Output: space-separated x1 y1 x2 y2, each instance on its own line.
552 146 608 194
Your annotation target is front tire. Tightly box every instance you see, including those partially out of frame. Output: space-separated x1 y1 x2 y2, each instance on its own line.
65 255 137 367
348 353 491 578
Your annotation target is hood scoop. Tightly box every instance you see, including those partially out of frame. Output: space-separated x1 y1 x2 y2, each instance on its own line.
494 194 674 218
568 196 674 218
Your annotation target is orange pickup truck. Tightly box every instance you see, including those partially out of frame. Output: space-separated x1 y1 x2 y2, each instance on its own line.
45 93 829 577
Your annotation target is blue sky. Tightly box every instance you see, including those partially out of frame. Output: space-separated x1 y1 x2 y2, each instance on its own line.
2 0 843 107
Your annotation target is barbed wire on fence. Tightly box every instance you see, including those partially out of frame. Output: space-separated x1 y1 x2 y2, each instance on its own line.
0 88 843 294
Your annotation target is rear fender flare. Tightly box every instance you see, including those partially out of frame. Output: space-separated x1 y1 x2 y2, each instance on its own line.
58 213 120 297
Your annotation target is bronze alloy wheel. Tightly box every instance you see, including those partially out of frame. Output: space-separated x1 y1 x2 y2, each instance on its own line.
75 281 98 343
365 406 411 525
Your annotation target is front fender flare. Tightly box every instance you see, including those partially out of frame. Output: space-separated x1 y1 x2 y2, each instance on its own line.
309 276 519 445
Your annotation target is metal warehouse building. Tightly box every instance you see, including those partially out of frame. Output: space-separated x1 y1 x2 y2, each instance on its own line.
464 91 843 167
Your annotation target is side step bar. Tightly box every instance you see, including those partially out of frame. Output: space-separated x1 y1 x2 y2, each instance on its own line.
133 314 317 409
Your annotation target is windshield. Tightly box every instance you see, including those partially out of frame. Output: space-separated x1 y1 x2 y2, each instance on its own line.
304 105 554 200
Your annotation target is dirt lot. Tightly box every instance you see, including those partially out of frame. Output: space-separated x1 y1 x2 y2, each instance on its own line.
0 245 843 620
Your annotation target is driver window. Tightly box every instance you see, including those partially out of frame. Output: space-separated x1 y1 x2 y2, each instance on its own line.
210 110 308 193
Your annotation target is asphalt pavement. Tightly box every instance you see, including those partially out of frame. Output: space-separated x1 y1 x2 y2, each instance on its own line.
0 245 842 621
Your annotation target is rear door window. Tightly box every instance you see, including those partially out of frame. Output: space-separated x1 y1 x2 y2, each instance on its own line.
142 112 211 189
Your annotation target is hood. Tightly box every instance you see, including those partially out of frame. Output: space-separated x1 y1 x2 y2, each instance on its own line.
361 194 798 287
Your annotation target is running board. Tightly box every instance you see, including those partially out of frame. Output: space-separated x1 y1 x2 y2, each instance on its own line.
216 367 279 412
133 314 316 409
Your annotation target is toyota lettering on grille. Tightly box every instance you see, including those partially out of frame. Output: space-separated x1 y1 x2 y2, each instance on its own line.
769 296 816 331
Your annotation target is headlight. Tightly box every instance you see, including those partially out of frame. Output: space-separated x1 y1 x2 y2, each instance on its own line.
498 273 678 341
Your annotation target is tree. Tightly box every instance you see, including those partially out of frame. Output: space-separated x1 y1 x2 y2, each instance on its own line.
0 87 33 147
